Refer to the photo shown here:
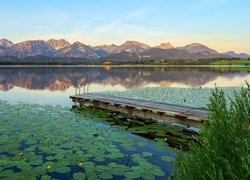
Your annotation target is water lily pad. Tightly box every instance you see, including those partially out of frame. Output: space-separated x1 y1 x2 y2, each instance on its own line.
124 172 141 178
99 173 113 179
94 157 105 162
139 162 153 169
53 166 71 174
16 161 32 170
131 166 144 174
41 175 51 180
142 152 152 157
161 155 175 162
46 156 56 161
151 167 165 176
73 172 85 179
132 157 147 164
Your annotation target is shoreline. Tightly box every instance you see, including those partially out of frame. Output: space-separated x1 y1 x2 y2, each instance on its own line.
0 64 250 68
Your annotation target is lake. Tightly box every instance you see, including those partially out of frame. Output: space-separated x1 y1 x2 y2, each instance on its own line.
1 66 249 105
0 66 249 179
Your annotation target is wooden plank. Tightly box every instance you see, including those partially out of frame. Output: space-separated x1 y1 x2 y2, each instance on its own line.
71 93 207 119
71 96 203 128
71 93 207 118
71 93 207 120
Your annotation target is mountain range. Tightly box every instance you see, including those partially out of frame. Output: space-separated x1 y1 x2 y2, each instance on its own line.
0 38 249 62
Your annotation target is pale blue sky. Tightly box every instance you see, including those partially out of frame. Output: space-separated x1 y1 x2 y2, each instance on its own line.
0 0 249 53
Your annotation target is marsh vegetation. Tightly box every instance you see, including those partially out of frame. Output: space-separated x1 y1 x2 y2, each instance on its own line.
172 83 250 179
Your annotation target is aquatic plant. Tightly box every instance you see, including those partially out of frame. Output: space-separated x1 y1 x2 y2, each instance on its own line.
103 86 241 108
172 83 250 179
0 100 176 179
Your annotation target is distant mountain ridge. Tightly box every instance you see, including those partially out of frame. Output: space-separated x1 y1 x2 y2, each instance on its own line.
47 39 71 50
0 38 248 61
223 51 250 59
0 38 14 48
6 40 55 58
156 42 174 49
178 43 218 54
55 41 100 59
113 41 151 53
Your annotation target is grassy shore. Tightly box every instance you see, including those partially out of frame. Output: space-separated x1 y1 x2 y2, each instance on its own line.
172 83 250 179
211 59 250 66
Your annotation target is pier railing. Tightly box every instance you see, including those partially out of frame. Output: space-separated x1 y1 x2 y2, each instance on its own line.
75 83 89 95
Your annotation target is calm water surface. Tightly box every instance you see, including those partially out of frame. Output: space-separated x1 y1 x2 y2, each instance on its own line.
0 66 249 179
0 66 249 106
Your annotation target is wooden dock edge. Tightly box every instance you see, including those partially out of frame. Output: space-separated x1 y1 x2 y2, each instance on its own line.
70 96 206 128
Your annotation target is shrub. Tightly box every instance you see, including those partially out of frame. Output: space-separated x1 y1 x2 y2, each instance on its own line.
172 83 250 179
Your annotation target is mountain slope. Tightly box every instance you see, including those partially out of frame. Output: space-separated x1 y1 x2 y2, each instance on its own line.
100 52 140 62
0 38 14 48
223 51 250 59
94 44 118 53
7 40 55 58
156 42 174 49
141 48 194 60
94 44 118 56
0 46 7 56
179 43 218 54
55 42 100 59
47 39 71 50
100 48 229 62
114 41 151 53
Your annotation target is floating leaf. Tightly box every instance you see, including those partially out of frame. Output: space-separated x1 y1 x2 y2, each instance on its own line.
151 167 165 176
53 166 71 174
161 155 175 162
73 173 85 180
142 152 152 157
131 166 144 174
41 175 51 180
139 162 153 169
124 172 141 178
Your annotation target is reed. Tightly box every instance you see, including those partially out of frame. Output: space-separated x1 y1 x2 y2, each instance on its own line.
172 82 250 179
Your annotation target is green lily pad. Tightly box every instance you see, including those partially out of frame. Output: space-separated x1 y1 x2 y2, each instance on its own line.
161 155 175 162
131 166 144 174
46 156 56 161
151 167 165 176
73 172 85 179
53 166 71 174
16 161 32 170
142 152 153 157
139 162 153 169
124 172 141 178
99 173 113 179
41 175 51 180
94 157 105 162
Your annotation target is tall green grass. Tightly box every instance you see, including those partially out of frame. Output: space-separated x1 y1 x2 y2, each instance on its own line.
172 83 250 179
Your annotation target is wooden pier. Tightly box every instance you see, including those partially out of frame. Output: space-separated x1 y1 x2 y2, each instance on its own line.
70 93 208 128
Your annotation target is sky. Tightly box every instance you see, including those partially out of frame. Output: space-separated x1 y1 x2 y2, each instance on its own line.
0 0 249 53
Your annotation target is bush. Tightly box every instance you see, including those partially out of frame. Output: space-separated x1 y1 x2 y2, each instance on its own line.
172 83 250 179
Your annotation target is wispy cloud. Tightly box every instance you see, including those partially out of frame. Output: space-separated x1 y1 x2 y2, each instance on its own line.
90 6 154 36
128 6 153 18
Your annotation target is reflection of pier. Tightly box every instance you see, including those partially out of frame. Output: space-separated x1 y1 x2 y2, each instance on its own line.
70 93 208 128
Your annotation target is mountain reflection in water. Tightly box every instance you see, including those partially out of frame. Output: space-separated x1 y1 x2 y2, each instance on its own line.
0 67 249 92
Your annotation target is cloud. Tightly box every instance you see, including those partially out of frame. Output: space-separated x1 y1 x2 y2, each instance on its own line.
128 6 153 18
